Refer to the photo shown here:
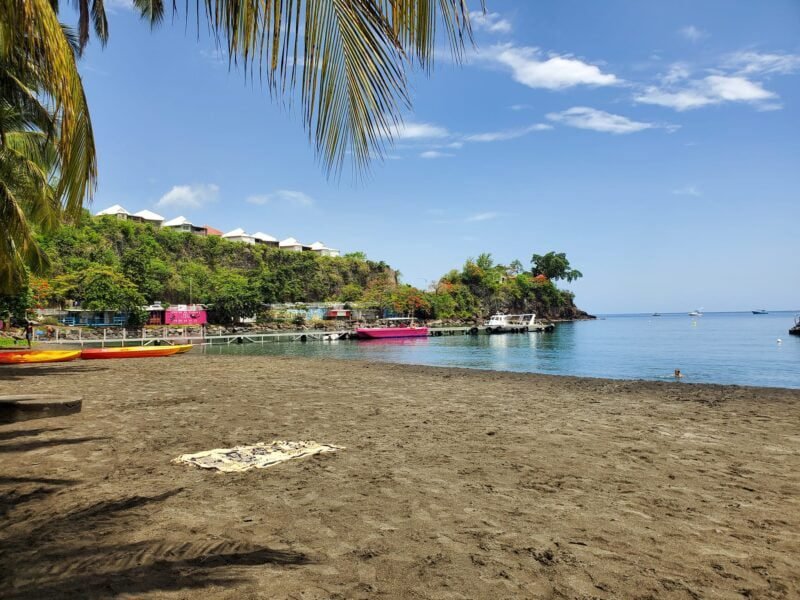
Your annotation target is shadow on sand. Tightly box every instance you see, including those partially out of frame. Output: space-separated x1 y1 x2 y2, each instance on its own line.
0 363 109 380
1 439 310 598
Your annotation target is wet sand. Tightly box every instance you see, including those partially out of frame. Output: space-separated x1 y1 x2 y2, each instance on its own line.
1 355 799 599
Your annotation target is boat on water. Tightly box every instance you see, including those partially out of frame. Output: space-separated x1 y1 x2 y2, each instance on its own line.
688 310 703 317
484 313 536 334
355 318 428 339
790 315 800 336
80 344 193 360
752 309 768 315
652 313 661 317
0 350 81 364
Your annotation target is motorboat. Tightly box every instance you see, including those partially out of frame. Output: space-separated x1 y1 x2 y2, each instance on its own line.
0 350 81 364
752 309 768 315
355 318 428 339
80 345 192 359
688 310 703 317
652 313 661 317
790 315 800 336
484 313 536 334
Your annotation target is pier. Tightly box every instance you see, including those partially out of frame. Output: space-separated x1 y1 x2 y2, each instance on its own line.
38 322 555 347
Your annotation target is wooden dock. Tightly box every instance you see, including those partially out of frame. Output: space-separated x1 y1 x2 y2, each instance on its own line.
39 323 555 347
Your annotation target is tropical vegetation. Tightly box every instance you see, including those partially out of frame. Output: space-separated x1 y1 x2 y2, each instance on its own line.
0 0 475 293
1 215 588 325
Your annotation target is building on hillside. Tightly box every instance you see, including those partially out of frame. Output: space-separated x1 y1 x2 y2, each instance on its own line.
163 216 207 235
130 209 164 225
278 237 304 252
95 204 131 220
309 241 340 257
204 225 223 236
222 228 256 244
253 232 279 247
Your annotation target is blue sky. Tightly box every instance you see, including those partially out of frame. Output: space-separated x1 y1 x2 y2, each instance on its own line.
77 1 799 313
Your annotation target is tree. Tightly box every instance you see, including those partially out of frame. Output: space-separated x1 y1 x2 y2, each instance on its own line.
1 0 474 291
206 270 260 324
51 266 145 313
531 252 583 283
0 0 97 292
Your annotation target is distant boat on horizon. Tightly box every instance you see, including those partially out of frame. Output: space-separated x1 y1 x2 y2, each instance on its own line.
752 309 768 315
652 313 661 317
688 309 703 317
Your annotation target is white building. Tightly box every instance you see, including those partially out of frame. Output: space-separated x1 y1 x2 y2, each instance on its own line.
279 237 304 252
163 216 206 235
252 232 279 247
95 204 131 219
222 228 256 245
310 241 340 257
131 209 164 225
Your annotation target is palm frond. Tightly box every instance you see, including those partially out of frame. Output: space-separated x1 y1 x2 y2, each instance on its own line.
191 0 474 174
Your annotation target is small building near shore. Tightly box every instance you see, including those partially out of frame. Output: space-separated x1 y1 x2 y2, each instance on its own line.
95 204 131 220
222 228 256 245
204 225 223 237
145 302 207 326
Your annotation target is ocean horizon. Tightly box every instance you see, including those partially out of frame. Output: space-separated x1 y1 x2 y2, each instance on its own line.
206 310 800 389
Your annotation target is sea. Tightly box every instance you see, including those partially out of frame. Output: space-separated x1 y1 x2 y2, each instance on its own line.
204 311 800 389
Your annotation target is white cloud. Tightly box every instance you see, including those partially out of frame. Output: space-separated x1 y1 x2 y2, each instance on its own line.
470 11 512 34
386 121 449 140
466 212 499 222
420 150 453 159
157 184 219 209
465 123 552 143
636 75 776 111
105 0 135 10
673 186 702 197
724 51 800 76
200 48 226 66
246 190 313 206
678 25 708 42
483 44 619 90
546 107 656 134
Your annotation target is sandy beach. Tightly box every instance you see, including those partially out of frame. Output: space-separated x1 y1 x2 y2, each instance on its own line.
1 354 799 599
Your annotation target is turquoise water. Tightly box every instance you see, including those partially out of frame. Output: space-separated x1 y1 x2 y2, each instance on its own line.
204 312 800 389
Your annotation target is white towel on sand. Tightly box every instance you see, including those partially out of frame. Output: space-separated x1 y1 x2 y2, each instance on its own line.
173 440 343 472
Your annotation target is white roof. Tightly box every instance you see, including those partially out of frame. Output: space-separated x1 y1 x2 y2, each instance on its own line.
279 237 303 247
310 241 326 250
163 216 193 227
253 232 278 242
96 204 130 216
222 228 253 238
133 209 164 222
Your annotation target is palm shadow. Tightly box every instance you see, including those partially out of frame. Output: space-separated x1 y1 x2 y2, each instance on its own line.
0 363 109 380
1 488 310 598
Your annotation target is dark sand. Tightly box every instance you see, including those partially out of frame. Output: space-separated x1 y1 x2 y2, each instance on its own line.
1 355 799 599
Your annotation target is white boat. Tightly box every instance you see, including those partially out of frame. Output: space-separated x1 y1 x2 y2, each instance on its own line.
688 309 703 317
484 313 536 334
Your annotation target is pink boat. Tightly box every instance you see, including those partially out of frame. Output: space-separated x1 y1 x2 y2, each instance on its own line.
355 318 428 339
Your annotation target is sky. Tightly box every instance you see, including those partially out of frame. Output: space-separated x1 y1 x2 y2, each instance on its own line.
75 0 799 313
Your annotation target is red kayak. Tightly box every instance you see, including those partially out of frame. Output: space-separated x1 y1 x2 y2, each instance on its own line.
80 345 192 360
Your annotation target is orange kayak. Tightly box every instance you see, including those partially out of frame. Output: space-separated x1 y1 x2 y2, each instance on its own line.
80 345 192 360
0 350 81 364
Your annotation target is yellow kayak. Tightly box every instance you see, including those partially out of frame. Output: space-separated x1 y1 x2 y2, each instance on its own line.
0 350 81 364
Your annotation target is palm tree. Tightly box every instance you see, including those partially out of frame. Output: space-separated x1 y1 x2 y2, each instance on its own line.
1 0 97 292
0 0 474 292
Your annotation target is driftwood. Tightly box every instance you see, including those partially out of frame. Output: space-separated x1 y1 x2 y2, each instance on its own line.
0 395 82 424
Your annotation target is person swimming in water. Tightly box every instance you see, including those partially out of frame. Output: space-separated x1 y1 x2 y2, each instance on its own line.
674 369 684 379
